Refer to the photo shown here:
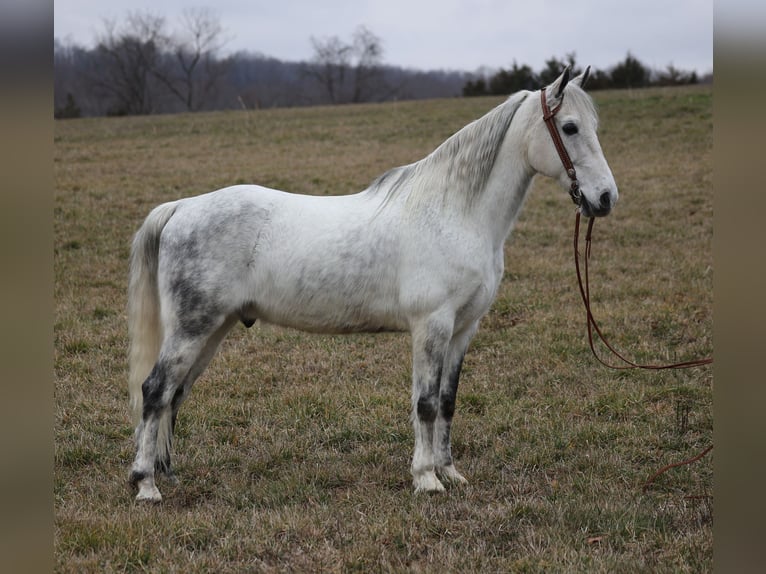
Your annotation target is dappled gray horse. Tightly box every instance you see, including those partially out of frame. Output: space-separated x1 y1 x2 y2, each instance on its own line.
128 67 617 501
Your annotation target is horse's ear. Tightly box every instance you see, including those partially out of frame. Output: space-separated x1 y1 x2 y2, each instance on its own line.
572 66 591 89
546 66 570 108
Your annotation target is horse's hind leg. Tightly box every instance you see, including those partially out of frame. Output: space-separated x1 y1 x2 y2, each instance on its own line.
130 350 181 502
155 318 236 484
130 319 232 502
410 315 453 493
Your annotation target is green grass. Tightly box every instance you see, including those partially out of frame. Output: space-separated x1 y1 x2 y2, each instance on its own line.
55 86 712 572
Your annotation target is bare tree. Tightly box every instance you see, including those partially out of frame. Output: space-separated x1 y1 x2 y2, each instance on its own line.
155 8 229 111
308 35 353 104
88 9 228 115
92 12 168 115
308 25 386 104
350 26 384 102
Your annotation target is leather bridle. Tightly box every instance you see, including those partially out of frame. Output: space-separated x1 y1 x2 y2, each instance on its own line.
540 87 582 206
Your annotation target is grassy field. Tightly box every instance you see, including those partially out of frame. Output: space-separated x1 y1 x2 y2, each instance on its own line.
54 85 712 572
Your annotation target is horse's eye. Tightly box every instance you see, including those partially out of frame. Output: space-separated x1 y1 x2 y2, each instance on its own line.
562 122 578 135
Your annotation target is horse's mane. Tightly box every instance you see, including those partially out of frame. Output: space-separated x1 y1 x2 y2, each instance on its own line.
368 90 529 209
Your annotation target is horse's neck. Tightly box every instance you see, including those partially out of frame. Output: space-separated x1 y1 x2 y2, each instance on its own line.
471 125 535 250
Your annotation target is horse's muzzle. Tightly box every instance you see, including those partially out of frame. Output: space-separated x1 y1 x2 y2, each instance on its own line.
580 189 616 218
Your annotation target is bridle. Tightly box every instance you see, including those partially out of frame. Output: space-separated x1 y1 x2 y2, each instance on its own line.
540 87 582 206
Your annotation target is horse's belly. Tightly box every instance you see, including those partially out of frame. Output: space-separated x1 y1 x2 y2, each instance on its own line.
244 261 408 334
244 291 407 334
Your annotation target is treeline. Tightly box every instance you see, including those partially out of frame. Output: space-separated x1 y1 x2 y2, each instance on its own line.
54 11 709 119
53 12 471 118
54 42 469 117
463 53 704 96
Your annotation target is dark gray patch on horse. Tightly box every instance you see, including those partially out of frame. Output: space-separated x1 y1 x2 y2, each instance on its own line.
170 275 220 338
440 355 464 421
417 391 439 424
160 221 234 339
416 332 446 424
434 356 465 466
129 469 147 486
142 361 168 419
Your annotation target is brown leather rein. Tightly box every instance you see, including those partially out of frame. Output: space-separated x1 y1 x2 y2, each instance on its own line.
541 84 713 490
541 86 713 369
574 213 713 370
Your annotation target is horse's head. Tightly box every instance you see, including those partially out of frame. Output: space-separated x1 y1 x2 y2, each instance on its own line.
526 67 618 217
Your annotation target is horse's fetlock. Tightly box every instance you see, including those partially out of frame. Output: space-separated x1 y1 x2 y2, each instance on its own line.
129 469 148 487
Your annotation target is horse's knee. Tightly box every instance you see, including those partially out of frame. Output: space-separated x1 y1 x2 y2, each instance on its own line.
416 391 439 424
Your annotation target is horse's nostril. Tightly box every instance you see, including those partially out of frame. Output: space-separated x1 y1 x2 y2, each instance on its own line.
599 191 611 208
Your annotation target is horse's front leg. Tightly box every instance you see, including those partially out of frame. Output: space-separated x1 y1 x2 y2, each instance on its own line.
433 323 478 486
410 316 453 493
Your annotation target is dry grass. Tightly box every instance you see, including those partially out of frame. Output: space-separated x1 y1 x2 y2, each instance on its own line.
55 86 712 572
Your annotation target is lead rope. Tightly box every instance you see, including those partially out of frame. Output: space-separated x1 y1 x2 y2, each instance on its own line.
574 212 713 370
573 212 713 490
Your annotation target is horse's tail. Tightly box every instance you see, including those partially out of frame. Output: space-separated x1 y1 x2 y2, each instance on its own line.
127 201 179 426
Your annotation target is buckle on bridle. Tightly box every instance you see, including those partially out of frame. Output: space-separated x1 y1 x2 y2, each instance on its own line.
569 180 582 206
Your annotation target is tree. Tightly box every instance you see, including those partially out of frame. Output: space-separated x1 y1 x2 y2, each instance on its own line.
462 77 488 97
350 26 385 103
156 8 229 111
538 53 581 85
488 61 537 95
610 52 650 89
655 64 698 87
308 35 352 104
91 12 168 115
87 10 228 115
307 25 386 104
55 93 81 119
583 68 612 91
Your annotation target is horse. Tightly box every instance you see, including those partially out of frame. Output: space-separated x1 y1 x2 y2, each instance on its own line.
127 67 618 502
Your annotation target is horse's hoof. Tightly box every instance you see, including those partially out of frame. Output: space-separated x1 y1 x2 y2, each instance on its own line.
135 484 162 503
436 464 468 485
413 470 446 493
130 471 163 502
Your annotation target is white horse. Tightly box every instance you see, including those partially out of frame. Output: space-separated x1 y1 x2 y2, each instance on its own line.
128 67 617 502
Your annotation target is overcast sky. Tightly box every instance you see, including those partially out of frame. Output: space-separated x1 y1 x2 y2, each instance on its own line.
54 0 714 74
